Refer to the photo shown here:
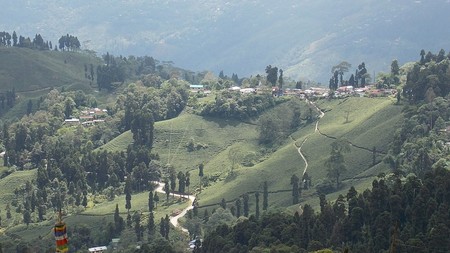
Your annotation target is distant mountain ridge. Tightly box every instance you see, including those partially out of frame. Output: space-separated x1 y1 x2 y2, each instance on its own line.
2 0 450 82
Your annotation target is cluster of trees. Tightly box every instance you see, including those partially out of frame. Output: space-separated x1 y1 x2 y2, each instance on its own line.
0 73 194 238
403 49 450 103
0 31 62 50
265 65 284 89
57 34 80 51
0 88 16 114
200 167 450 252
329 61 370 90
384 49 450 180
376 59 401 89
118 79 189 132
196 90 279 119
258 99 309 145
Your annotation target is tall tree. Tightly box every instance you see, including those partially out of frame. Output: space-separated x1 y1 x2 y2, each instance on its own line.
164 214 170 239
148 191 154 212
220 198 226 209
235 198 241 217
154 192 159 208
185 172 190 194
164 179 170 201
114 204 124 235
148 211 155 237
325 139 350 189
278 69 284 89
291 174 300 204
243 193 249 217
263 181 269 211
125 177 132 211
12 31 17 46
198 163 204 192
265 65 278 86
170 171 176 197
255 191 260 219
391 59 400 76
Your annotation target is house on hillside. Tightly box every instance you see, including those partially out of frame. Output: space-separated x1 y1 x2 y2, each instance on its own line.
190 84 204 92
88 246 107 253
64 118 80 124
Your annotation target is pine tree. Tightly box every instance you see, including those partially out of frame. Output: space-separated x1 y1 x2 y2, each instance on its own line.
291 174 300 204
164 214 170 239
235 199 241 217
153 192 159 208
263 181 268 211
159 217 165 237
220 198 226 209
133 212 142 241
148 212 155 237
255 192 260 219
148 191 154 212
198 163 204 192
114 204 124 234
243 194 249 217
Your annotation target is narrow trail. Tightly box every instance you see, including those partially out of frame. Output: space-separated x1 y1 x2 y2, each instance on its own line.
292 98 386 177
155 182 195 234
292 99 325 176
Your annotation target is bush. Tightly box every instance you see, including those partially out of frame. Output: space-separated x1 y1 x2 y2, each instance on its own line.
315 179 335 194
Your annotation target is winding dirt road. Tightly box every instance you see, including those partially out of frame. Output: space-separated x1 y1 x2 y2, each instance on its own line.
294 99 325 175
154 182 196 234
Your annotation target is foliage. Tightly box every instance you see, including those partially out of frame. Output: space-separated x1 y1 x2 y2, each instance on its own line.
196 90 279 119
258 99 304 146
403 49 450 103
202 168 450 252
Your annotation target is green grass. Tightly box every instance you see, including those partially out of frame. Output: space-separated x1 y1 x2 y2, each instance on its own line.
96 130 133 152
99 97 403 212
0 47 107 121
0 169 37 213
0 47 100 93
196 97 403 211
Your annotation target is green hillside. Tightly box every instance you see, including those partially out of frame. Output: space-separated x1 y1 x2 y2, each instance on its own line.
0 47 100 93
197 97 403 209
100 97 403 211
0 47 106 120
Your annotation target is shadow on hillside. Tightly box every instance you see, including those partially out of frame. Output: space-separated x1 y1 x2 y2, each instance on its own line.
202 116 243 128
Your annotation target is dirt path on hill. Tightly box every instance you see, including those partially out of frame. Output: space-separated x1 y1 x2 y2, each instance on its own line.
292 99 325 176
293 99 386 175
155 182 195 234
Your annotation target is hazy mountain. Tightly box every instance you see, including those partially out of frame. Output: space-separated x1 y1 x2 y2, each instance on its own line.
2 0 450 82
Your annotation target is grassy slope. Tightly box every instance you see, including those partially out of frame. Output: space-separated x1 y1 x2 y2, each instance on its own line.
0 47 103 120
0 169 37 213
0 97 403 245
99 111 261 179
0 47 100 92
100 97 403 212
198 97 403 210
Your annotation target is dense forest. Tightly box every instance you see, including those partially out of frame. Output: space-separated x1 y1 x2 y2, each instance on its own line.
199 168 450 253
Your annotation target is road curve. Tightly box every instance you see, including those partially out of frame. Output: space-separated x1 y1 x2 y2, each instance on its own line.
154 182 195 234
293 99 325 176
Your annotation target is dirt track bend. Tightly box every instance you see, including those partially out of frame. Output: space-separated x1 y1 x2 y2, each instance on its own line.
154 182 195 234
293 99 325 176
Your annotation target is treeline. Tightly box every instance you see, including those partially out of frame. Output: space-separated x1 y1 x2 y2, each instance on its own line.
403 49 450 103
385 49 450 178
195 90 280 119
200 168 450 253
0 88 16 113
0 31 80 51
0 77 190 230
329 61 370 90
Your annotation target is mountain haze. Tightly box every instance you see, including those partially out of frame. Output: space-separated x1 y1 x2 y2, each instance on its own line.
2 0 450 81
